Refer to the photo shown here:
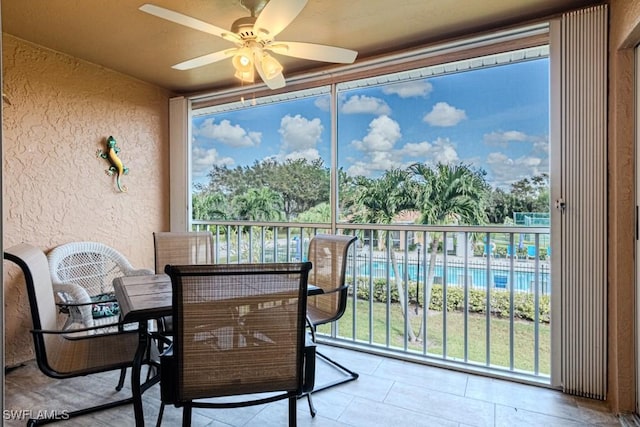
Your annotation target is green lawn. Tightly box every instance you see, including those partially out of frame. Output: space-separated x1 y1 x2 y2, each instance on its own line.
317 299 550 376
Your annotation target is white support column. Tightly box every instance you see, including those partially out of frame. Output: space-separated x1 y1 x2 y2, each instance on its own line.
169 97 191 232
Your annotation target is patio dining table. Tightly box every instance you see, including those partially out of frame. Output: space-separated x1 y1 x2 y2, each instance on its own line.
113 272 322 427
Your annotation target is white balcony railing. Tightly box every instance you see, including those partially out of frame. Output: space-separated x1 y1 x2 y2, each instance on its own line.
192 220 551 383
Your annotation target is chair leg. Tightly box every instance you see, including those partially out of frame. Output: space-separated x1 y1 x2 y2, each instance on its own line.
116 367 127 391
156 402 165 427
182 405 192 427
288 396 297 427
306 393 316 417
312 350 359 393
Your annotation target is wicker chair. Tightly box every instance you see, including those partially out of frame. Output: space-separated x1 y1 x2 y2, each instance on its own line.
47 241 153 330
157 262 316 427
4 243 150 426
305 234 358 392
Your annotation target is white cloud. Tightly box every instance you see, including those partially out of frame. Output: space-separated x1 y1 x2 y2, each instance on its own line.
423 102 467 127
483 130 528 145
278 114 323 153
282 148 321 162
426 138 460 164
191 147 235 181
341 95 391 115
533 138 549 155
346 162 371 177
347 153 402 177
486 152 546 188
195 118 261 147
399 137 460 165
314 95 331 111
399 141 433 158
347 115 404 176
382 81 433 98
352 115 401 152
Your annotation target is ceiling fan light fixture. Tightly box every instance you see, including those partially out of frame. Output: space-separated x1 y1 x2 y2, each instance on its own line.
260 53 283 80
234 67 255 83
232 48 253 73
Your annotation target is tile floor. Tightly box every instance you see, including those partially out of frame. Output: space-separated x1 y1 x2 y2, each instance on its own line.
4 345 624 426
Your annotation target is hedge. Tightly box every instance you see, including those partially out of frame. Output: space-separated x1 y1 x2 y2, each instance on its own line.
352 277 550 323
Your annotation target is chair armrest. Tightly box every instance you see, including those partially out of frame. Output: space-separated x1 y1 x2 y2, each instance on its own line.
311 284 348 296
55 296 117 308
127 268 155 276
31 322 137 338
53 282 95 327
53 282 91 304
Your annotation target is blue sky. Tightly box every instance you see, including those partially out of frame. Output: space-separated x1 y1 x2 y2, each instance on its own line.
192 57 549 190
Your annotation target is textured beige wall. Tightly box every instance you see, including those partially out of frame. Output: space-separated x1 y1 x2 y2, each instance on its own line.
2 35 171 365
608 0 640 414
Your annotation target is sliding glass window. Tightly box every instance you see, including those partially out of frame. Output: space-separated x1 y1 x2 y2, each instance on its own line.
190 46 550 229
337 46 550 225
192 87 332 223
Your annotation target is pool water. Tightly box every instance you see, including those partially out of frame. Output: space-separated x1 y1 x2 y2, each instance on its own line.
359 262 550 294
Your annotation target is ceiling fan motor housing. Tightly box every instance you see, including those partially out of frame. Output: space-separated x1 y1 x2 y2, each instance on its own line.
231 16 258 39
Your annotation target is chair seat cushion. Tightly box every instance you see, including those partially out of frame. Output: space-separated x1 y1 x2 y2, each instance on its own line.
90 293 119 318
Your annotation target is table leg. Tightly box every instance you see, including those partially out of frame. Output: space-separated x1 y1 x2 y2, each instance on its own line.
132 321 148 427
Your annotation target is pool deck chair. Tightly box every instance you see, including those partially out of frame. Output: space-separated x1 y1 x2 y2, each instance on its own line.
305 234 358 395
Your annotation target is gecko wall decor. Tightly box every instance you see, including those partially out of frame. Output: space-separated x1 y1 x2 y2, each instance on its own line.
97 136 129 192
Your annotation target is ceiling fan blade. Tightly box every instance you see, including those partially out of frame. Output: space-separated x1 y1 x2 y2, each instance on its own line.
254 52 287 89
172 49 236 70
254 0 308 39
139 4 239 42
269 41 358 64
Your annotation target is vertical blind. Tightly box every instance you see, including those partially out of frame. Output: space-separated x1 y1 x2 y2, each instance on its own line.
558 4 608 399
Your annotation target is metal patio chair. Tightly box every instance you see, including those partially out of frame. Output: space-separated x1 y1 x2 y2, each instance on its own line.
4 243 155 426
157 262 316 427
152 231 215 339
305 234 359 393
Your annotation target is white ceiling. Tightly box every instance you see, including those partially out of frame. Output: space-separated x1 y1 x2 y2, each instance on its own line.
2 0 600 94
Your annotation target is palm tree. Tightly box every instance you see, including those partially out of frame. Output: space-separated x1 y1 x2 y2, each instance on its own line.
351 169 419 341
295 202 331 223
232 187 285 221
192 191 229 220
408 162 490 339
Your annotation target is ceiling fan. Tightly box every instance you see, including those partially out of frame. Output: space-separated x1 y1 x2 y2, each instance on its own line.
139 0 358 90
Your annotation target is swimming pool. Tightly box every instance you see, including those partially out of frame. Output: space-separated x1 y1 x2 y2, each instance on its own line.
358 261 551 294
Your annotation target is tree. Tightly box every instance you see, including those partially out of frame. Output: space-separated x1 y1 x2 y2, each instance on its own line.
231 187 284 221
508 173 550 214
202 158 330 220
192 191 229 220
486 188 511 224
295 202 331 223
268 158 330 219
408 162 490 340
350 169 419 341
